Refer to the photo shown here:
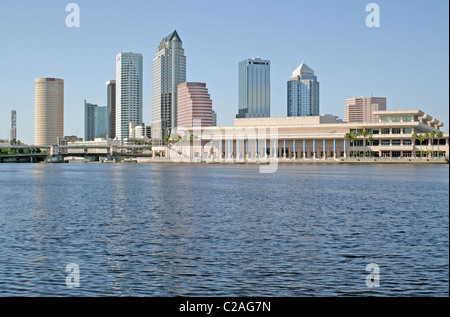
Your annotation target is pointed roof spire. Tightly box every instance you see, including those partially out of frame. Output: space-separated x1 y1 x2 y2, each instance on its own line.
164 30 182 42
291 61 315 79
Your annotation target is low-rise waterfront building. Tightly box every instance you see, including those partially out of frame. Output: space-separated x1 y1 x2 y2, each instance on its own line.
168 110 448 161
64 139 121 154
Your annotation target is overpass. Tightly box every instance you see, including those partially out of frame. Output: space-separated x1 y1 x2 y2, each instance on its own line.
0 144 165 163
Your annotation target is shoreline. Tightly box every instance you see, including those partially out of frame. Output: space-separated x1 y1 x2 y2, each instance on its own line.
1 157 448 165
122 157 449 165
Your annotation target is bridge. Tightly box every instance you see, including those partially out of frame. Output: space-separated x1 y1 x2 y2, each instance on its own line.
0 144 165 163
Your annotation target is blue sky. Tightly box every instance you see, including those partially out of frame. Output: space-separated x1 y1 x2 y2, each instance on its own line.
0 0 448 144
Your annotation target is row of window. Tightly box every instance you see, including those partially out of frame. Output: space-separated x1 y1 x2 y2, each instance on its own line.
350 128 413 134
380 116 413 123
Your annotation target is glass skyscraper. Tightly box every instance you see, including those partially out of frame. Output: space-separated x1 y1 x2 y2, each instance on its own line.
237 58 270 119
115 52 143 141
85 100 108 141
287 62 319 117
151 30 186 145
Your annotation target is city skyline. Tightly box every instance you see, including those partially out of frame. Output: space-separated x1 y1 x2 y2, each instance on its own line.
0 0 448 145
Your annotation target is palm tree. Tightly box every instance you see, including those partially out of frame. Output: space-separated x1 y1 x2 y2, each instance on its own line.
345 132 357 157
364 130 373 156
418 134 425 157
423 133 431 157
436 131 444 157
163 133 170 145
429 130 436 157
411 132 418 158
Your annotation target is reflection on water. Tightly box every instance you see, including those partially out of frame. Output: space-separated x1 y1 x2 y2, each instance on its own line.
0 163 448 296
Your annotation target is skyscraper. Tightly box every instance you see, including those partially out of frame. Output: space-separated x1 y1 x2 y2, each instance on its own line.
177 82 213 128
287 62 319 117
106 80 116 139
236 58 270 119
35 78 64 146
85 101 96 141
115 52 143 141
151 30 186 145
85 100 108 141
95 106 108 139
345 96 387 123
10 110 17 142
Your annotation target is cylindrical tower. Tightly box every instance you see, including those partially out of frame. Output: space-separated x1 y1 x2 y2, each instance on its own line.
35 78 64 146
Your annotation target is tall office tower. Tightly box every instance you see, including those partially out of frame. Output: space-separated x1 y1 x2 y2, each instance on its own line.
345 96 387 123
35 78 64 146
151 30 186 145
85 101 97 141
177 82 213 128
236 58 270 119
115 52 143 141
10 110 17 141
95 106 108 139
212 110 217 127
287 62 320 117
106 80 116 139
85 100 108 141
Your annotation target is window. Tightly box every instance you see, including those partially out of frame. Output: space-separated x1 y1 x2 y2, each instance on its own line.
380 116 390 123
381 128 390 134
403 128 412 134
355 140 364 146
391 116 401 122
403 140 412 146
381 140 390 146
392 128 401 134
371 129 380 134
392 151 401 157
392 140 401 146
403 151 412 157
403 116 413 122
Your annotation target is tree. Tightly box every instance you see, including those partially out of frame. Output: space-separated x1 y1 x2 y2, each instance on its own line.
345 132 357 156
411 132 418 158
417 134 425 157
429 130 436 157
436 131 444 157
423 133 431 157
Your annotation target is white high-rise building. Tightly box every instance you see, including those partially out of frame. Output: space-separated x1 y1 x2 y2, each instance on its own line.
115 52 143 141
151 30 186 145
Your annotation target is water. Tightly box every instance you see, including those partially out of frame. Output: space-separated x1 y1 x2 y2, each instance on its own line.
0 163 448 296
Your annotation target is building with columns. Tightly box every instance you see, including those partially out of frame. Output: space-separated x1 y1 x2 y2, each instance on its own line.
166 110 448 161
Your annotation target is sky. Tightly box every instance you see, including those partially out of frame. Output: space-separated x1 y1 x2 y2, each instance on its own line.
0 0 448 145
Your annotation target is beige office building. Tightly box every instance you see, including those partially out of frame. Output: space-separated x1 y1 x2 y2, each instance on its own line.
345 97 387 123
35 78 64 146
169 110 448 160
